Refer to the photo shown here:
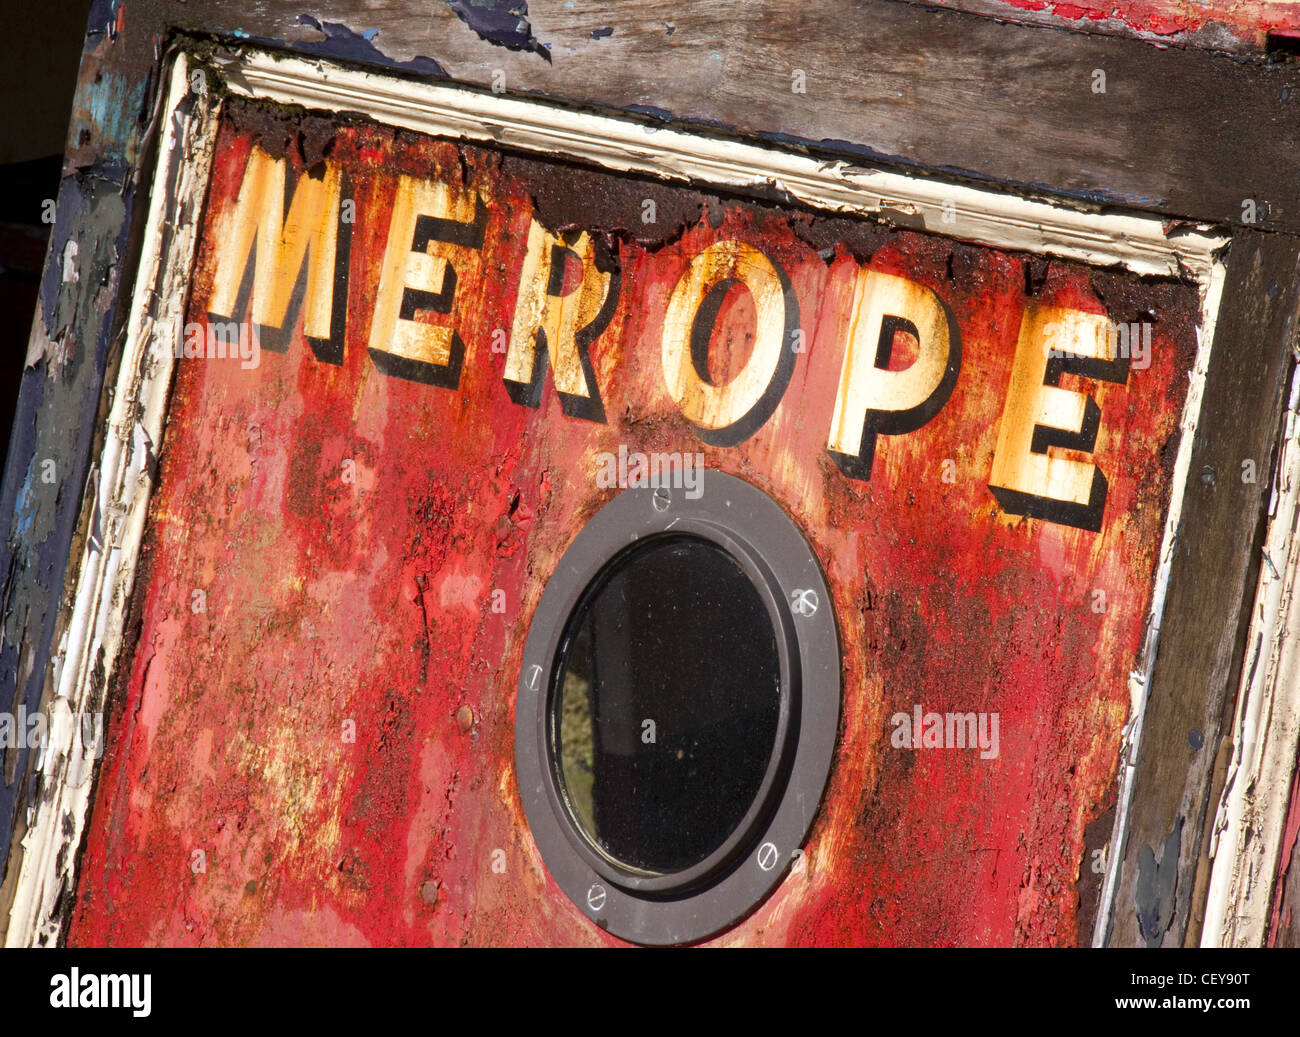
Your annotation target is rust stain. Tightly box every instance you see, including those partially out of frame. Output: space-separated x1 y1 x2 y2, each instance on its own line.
67 98 1200 947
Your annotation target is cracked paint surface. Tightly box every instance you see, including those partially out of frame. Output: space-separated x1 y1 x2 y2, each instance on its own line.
982 0 1300 40
65 102 1202 947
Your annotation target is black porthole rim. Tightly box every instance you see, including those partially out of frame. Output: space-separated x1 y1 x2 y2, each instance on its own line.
547 520 799 895
515 470 840 946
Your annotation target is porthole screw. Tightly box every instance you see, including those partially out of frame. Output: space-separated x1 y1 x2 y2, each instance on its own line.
587 883 607 912
652 486 672 512
524 664 543 691
757 842 779 871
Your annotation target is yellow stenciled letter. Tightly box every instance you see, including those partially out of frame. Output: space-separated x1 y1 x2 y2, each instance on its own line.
988 304 1130 532
504 220 618 422
208 146 349 362
368 176 487 388
826 269 961 480
661 240 798 446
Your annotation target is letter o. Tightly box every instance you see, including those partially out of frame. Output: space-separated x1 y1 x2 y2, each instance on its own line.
661 240 798 445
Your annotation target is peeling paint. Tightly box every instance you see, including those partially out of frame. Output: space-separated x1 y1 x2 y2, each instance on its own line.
1136 819 1183 946
0 154 132 913
60 100 1204 947
0 7 1272 948
1202 360 1300 946
41 178 126 367
293 15 448 78
3 57 220 947
218 51 1226 282
445 0 551 62
919 0 1300 52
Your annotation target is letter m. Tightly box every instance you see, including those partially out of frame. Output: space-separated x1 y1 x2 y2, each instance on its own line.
207 145 351 363
947 712 978 749
102 975 130 1008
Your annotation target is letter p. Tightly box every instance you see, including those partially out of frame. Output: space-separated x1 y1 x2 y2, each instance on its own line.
826 269 961 479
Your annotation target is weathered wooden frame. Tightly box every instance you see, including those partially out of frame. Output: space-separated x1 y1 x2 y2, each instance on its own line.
1201 359 1300 946
2 1 1298 948
2 51 223 947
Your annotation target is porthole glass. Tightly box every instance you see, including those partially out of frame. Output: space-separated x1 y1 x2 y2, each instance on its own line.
552 534 782 874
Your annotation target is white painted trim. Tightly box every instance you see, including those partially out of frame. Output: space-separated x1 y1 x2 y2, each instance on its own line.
3 54 222 947
4 44 1233 947
218 50 1226 282
1201 358 1300 947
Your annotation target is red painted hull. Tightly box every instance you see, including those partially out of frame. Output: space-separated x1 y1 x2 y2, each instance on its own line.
68 105 1200 947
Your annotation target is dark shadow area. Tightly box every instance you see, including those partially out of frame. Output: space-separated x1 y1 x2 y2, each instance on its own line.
0 1 94 474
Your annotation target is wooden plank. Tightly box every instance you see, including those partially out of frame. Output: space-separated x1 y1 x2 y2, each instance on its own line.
0 15 164 925
1193 348 1300 946
0 174 135 933
132 0 1300 233
1106 229 1300 947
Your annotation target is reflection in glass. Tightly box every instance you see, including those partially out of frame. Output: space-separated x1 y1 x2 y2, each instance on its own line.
554 535 781 873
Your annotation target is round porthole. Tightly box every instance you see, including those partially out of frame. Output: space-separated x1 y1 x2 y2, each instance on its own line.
515 470 839 945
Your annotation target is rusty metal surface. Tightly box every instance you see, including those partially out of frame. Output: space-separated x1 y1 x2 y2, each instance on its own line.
66 100 1201 947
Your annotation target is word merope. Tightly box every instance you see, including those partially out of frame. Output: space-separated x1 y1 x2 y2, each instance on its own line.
200 146 1160 533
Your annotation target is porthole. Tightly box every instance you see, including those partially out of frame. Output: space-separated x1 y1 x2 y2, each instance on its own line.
516 471 839 945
